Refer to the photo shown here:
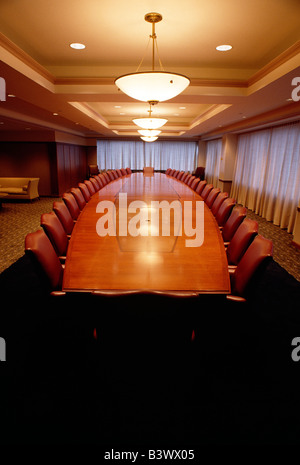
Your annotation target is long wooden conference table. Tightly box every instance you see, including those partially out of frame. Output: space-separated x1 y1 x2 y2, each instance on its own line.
62 172 230 294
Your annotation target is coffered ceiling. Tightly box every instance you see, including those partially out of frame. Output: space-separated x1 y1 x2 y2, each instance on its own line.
0 0 299 141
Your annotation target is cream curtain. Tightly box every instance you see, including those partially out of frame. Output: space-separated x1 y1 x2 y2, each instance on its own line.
205 139 222 187
231 123 300 233
97 140 198 172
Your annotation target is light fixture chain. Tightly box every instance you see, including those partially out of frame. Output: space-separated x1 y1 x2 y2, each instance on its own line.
154 37 165 71
136 36 151 72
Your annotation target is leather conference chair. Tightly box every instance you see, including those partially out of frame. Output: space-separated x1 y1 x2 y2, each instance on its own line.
94 175 105 188
107 171 115 182
25 229 64 294
53 201 75 236
126 167 132 174
98 173 108 186
227 235 273 302
89 176 101 191
190 178 200 190
111 170 119 179
215 197 236 226
226 218 259 270
221 205 247 244
78 182 91 202
181 172 189 183
177 171 185 180
88 164 99 177
211 191 228 216
41 211 69 262
193 166 205 181
195 180 207 195
70 187 86 211
184 174 193 185
84 179 96 195
200 183 214 201
116 169 123 177
205 187 221 208
173 169 180 178
169 169 176 176
121 168 128 176
62 192 81 221
165 168 172 175
143 166 154 174
187 175 196 187
102 172 111 184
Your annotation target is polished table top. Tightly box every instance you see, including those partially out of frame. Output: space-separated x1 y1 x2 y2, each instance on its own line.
62 173 230 294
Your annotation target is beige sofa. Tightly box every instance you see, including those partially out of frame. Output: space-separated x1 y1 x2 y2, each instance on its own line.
0 177 40 200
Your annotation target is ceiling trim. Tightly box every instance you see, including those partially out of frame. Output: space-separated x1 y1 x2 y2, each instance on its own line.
1 32 299 94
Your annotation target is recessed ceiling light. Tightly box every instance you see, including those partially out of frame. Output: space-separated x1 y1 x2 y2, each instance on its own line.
70 43 86 50
120 112 126 115
216 44 232 51
53 112 59 116
179 106 186 110
8 94 16 98
114 105 122 108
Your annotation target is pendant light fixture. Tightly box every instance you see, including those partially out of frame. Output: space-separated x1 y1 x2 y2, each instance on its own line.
133 103 167 130
140 136 158 142
115 12 190 105
138 129 161 137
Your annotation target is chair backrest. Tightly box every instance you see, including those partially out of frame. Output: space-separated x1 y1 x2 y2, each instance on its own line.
222 205 247 242
200 183 214 200
95 174 105 188
165 168 172 175
177 171 185 180
187 175 196 186
195 180 207 195
184 174 193 185
226 218 259 265
194 166 205 180
190 178 200 190
173 170 180 178
70 187 86 210
181 172 189 183
89 176 101 191
88 164 99 176
78 182 91 202
41 211 69 257
211 191 228 216
111 170 119 179
98 173 108 186
25 229 63 291
53 201 74 235
231 235 273 297
215 197 236 226
121 168 127 176
107 171 115 181
126 167 132 174
103 172 111 184
84 179 96 195
116 169 123 177
205 187 221 208
143 166 154 174
62 192 81 220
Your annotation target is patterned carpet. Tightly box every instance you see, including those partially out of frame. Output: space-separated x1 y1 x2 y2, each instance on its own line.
0 197 60 274
0 197 299 281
